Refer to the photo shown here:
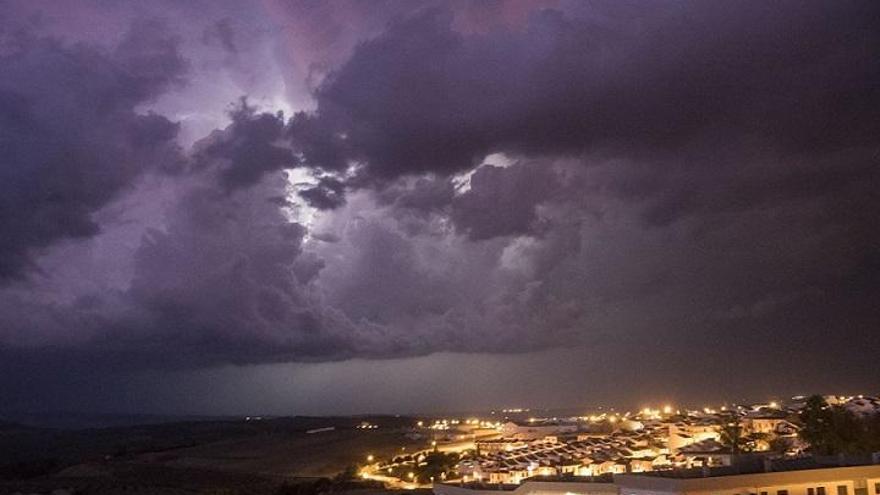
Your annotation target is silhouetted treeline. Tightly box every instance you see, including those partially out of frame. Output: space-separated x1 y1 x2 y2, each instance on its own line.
800 395 880 455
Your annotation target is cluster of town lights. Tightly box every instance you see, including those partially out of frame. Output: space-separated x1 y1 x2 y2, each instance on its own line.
391 397 878 488
413 400 785 435
421 418 502 430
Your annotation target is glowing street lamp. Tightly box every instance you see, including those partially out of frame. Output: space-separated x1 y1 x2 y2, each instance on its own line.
367 454 374 462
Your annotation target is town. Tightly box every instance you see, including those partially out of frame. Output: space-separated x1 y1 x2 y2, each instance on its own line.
356 394 880 495
3 394 880 495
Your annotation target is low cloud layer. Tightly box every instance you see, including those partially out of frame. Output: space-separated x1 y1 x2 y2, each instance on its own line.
0 0 878 411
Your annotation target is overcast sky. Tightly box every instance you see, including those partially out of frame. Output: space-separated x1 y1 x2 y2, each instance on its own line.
0 0 878 415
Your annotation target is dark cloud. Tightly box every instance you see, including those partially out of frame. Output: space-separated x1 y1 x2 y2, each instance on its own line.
111 106 365 366
267 0 552 105
298 176 347 209
451 162 560 240
375 176 455 214
126 178 329 365
194 100 296 191
291 1 879 187
370 176 456 236
1 0 880 413
0 19 185 280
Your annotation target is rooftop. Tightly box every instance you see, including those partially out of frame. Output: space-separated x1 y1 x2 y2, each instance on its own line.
634 455 879 479
615 459 880 491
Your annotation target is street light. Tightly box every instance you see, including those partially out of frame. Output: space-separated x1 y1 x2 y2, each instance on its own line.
367 454 374 462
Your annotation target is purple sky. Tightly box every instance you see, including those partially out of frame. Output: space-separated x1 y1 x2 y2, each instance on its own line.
0 0 878 415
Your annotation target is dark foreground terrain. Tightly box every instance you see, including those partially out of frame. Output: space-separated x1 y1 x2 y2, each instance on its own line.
0 415 430 495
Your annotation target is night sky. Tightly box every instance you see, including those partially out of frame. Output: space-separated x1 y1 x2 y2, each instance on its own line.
1 0 878 415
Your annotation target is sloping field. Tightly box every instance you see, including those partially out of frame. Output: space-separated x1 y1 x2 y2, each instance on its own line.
145 428 428 477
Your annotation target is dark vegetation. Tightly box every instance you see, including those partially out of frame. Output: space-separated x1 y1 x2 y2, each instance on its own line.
718 415 772 454
411 451 459 484
799 395 880 455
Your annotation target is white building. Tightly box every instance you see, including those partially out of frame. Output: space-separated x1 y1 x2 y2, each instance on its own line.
436 463 880 495
501 421 578 440
616 464 880 495
435 479 618 495
667 422 721 452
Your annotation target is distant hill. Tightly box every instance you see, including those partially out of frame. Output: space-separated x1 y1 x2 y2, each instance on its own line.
0 411 419 431
0 411 229 430
0 412 426 494
0 419 29 431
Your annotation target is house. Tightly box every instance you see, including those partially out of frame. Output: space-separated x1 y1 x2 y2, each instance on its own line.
435 461 880 495
501 421 578 440
745 411 792 436
677 438 734 467
477 438 529 454
668 422 721 452
615 464 880 495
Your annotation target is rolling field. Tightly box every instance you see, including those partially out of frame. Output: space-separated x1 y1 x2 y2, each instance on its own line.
0 415 432 494
144 427 429 477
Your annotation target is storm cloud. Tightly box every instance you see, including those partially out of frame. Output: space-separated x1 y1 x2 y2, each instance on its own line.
0 0 879 412
291 0 879 184
0 19 185 280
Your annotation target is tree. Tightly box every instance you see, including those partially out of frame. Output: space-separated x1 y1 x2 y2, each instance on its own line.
745 432 772 452
414 451 459 484
768 436 792 453
800 395 835 454
719 416 749 455
799 395 875 455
